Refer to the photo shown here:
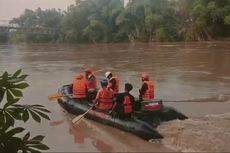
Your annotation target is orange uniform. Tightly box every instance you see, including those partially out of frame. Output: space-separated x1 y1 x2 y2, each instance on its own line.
73 77 87 99
123 95 133 113
142 80 154 100
85 72 97 90
96 88 113 110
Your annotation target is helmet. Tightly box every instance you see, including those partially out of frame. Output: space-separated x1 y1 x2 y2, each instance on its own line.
76 74 84 79
105 71 112 78
141 72 149 80
85 67 92 73
100 79 108 87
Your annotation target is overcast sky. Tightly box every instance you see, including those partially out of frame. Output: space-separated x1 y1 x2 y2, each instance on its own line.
0 0 129 22
0 0 75 21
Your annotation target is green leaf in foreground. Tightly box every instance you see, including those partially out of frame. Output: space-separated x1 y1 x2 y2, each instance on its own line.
0 67 50 152
12 69 22 78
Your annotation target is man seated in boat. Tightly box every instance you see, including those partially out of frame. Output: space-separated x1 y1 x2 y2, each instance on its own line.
133 72 155 110
105 71 120 96
112 83 134 119
139 72 155 101
73 74 87 101
84 67 97 101
93 79 114 112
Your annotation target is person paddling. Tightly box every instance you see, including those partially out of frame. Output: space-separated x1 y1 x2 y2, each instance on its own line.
112 83 134 119
139 72 155 101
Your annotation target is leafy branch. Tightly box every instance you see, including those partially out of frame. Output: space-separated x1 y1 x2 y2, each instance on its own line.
0 69 50 153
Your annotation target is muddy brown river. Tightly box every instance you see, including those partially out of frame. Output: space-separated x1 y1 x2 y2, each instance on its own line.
0 41 230 152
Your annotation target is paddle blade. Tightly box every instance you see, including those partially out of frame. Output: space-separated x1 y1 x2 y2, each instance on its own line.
48 93 63 101
72 114 84 124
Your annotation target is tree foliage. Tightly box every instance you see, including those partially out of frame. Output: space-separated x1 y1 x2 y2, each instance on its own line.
9 8 64 43
8 0 230 43
60 0 124 43
0 69 50 153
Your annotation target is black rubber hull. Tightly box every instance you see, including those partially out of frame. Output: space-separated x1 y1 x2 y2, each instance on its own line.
57 84 188 139
58 98 163 140
135 103 188 127
60 84 188 124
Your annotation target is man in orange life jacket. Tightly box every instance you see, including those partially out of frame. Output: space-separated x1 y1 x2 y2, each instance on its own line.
105 71 119 95
73 74 87 100
85 67 97 91
139 72 155 101
85 68 97 101
94 79 114 111
112 83 134 119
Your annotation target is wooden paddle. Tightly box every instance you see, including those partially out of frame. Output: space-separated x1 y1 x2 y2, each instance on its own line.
72 103 97 124
48 93 72 101
48 93 63 101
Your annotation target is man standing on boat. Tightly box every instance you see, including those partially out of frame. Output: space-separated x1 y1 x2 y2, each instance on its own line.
94 79 114 111
85 68 97 101
73 74 87 100
105 71 120 95
112 83 134 119
139 72 155 101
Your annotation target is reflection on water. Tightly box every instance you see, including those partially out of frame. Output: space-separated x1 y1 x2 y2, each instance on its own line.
49 111 171 152
69 121 113 152
0 41 230 151
49 120 65 126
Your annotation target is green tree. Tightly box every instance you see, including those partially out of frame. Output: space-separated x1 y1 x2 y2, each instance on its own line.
116 0 149 42
9 8 63 43
61 0 124 43
225 15 230 25
7 0 230 43
182 0 230 40
116 0 179 42
145 14 163 41
0 69 50 153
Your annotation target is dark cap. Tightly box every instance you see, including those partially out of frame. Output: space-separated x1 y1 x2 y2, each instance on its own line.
100 79 108 87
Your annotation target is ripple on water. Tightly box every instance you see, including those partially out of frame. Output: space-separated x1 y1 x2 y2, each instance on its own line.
158 112 230 152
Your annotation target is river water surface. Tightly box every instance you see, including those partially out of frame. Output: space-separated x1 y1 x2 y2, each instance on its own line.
0 42 230 152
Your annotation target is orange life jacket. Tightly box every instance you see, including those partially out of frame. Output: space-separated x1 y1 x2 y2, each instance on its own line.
108 76 120 94
73 78 87 99
123 95 133 113
97 88 113 110
85 72 97 90
143 80 154 100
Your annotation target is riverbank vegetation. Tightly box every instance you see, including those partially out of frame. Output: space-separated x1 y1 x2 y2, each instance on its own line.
0 70 50 153
8 0 230 43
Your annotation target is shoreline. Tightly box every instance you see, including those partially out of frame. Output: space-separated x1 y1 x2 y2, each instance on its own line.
1 39 230 45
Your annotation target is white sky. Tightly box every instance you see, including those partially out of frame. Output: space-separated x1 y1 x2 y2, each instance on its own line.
0 0 129 22
0 0 76 20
